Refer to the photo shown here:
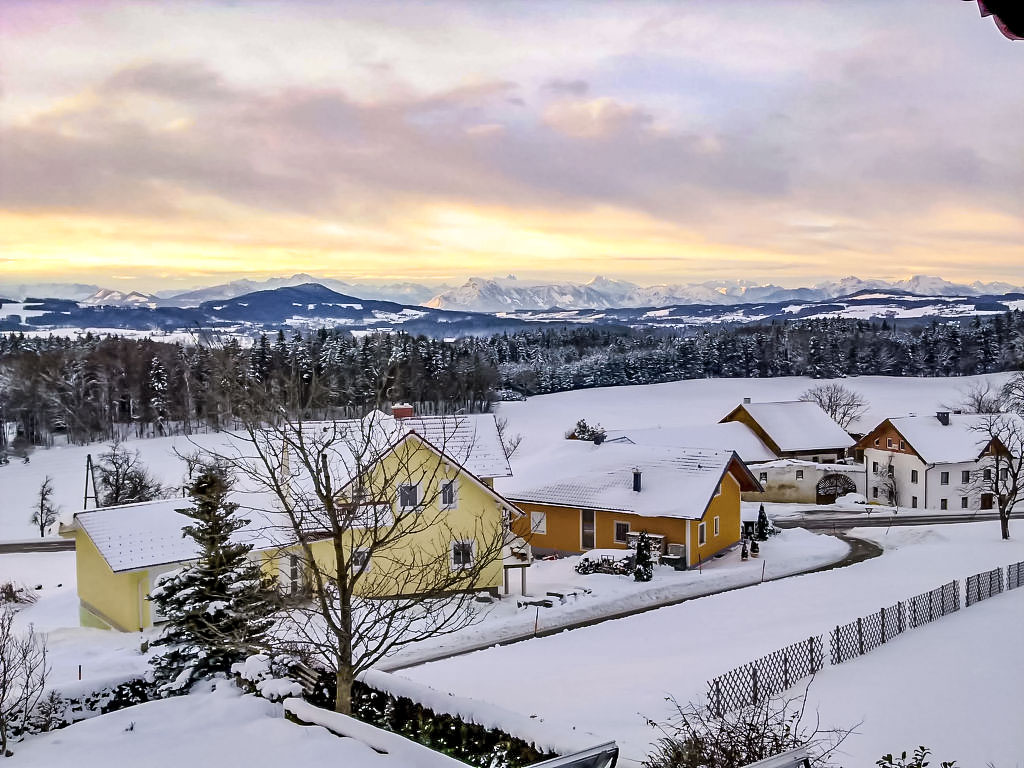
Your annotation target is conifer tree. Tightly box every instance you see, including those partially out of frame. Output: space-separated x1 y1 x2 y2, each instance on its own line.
755 504 770 541
149 467 276 695
634 531 654 582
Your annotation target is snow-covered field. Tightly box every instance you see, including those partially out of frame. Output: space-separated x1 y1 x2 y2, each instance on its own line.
400 522 1024 766
1 373 1012 541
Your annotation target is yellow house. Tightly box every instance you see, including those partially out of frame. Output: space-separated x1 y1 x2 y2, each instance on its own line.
507 441 761 569
71 412 528 631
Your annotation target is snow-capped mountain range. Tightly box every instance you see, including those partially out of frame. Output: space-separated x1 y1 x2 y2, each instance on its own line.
425 274 1024 312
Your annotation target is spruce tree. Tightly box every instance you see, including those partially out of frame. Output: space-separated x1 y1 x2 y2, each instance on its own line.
149 467 276 695
633 531 654 582
755 504 770 541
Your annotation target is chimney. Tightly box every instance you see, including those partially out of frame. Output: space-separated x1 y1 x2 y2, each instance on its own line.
936 411 950 426
743 397 751 404
632 468 642 493
392 403 414 419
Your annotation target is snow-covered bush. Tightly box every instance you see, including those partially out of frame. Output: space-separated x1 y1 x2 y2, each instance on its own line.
565 419 606 442
231 654 303 703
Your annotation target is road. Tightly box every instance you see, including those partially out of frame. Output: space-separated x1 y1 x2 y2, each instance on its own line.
0 538 76 553
774 510 1014 531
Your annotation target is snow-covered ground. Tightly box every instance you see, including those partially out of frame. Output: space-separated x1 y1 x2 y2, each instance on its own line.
804 587 1024 768
2 373 1011 541
383 528 848 668
12 684 400 767
400 522 1024 766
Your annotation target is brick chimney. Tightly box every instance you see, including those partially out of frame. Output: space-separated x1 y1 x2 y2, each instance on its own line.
936 411 950 426
392 403 415 419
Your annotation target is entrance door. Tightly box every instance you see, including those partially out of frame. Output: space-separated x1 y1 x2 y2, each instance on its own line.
581 510 595 550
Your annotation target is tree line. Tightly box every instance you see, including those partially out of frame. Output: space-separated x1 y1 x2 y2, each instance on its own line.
2 310 1023 448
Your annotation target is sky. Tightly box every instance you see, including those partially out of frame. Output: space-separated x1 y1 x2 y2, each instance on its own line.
0 0 1022 293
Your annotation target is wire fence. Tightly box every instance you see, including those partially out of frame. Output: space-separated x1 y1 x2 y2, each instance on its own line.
830 600 906 665
965 567 1004 606
708 636 823 717
1009 561 1024 591
707 560 1022 715
907 580 960 628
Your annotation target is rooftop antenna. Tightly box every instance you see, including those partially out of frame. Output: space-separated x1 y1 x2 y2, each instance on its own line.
83 454 100 509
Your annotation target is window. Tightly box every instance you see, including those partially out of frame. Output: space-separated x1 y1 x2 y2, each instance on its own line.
530 510 547 535
887 466 894 477
697 522 707 546
1001 468 1009 481
350 548 371 572
962 470 971 484
899 440 905 450
398 483 419 510
759 471 768 483
961 497 969 509
451 540 475 569
872 486 878 498
911 469 918 483
872 461 879 473
613 521 630 543
713 516 720 537
795 470 804 480
811 457 819 464
940 498 948 510
887 438 893 448
984 468 992 481
874 438 880 447
440 480 457 509
940 472 949 485
911 496 918 508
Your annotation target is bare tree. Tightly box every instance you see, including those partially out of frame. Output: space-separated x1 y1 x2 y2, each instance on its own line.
495 416 523 459
198 410 508 715
29 477 58 538
955 381 1001 415
968 416 1024 541
0 607 49 757
874 455 899 510
95 437 165 507
799 383 867 430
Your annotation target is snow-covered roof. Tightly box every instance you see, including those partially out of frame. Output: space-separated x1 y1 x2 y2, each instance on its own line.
604 422 777 463
874 414 1009 464
75 495 286 573
301 412 512 480
722 401 855 453
501 441 757 520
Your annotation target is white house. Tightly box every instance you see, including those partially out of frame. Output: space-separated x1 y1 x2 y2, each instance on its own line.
858 411 1003 511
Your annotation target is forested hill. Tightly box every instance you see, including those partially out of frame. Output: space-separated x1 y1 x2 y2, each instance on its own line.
2 310 1023 447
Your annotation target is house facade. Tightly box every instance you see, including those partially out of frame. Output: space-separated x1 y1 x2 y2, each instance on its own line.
858 412 999 511
745 459 865 504
72 412 527 631
505 442 761 569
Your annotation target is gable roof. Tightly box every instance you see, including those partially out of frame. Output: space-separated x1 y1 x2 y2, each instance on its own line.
301 412 512 480
75 495 285 574
501 441 760 521
604 422 777 463
720 401 855 453
859 413 1012 464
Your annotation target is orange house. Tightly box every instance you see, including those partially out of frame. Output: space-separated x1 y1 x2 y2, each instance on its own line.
506 442 761 569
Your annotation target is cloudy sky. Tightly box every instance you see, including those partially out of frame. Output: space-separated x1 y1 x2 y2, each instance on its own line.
1 0 1021 292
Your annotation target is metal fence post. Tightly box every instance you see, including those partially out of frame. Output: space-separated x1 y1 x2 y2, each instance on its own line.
857 617 864 656
880 607 887 644
783 651 790 689
751 666 759 705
